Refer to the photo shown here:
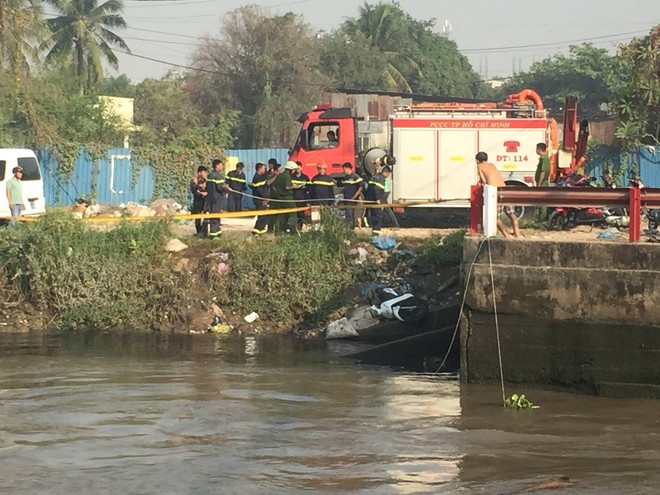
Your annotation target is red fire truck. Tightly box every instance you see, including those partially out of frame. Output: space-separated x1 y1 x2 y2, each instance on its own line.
289 89 585 213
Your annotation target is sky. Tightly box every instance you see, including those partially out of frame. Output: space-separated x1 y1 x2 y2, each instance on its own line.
50 0 660 85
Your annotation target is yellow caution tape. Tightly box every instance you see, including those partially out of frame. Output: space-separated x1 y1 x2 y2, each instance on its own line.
0 199 465 223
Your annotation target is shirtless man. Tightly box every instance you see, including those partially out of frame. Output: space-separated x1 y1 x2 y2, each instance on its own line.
476 152 520 238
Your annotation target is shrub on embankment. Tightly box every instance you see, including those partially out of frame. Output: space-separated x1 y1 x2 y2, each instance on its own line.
0 212 361 332
0 214 188 331
208 214 358 325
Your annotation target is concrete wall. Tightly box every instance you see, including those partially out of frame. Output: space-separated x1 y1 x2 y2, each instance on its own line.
461 236 660 397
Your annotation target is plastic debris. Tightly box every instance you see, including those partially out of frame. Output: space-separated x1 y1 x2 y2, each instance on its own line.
326 317 359 339
597 229 618 239
164 238 189 253
217 262 230 276
207 314 232 334
244 312 259 323
372 236 397 250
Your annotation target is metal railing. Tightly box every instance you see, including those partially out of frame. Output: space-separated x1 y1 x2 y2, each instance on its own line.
470 185 660 243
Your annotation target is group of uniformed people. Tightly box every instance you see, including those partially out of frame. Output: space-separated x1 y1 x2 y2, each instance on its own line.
189 157 393 237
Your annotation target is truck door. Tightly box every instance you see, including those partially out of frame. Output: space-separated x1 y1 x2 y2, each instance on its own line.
437 130 477 201
290 117 357 178
392 129 436 201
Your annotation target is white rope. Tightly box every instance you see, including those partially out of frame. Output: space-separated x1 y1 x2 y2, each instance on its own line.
434 237 486 374
487 238 506 405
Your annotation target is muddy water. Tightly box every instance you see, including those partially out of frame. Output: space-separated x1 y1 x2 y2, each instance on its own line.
0 333 659 495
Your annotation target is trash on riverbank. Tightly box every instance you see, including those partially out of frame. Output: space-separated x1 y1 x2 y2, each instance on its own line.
372 236 397 250
164 238 189 253
244 312 259 323
326 317 359 339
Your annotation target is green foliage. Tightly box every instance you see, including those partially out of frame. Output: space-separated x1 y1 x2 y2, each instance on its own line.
504 44 620 118
187 6 328 148
417 230 466 267
44 0 130 93
209 217 356 323
324 1 486 96
0 213 187 331
504 393 534 409
613 27 660 147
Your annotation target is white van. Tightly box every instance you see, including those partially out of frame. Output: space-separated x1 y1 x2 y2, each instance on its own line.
0 149 46 218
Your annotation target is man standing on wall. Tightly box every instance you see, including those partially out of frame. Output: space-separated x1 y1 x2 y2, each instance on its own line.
226 162 247 212
6 166 25 223
207 159 226 238
476 152 520 238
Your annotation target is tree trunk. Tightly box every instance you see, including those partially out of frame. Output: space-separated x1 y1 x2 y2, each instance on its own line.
76 42 84 95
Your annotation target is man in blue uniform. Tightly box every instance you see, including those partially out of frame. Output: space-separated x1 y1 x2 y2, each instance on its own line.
250 162 269 235
341 162 363 229
226 162 247 212
310 163 335 206
366 165 391 236
207 159 226 238
291 161 310 230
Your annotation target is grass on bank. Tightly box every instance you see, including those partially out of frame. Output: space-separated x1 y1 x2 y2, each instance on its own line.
0 211 361 332
0 213 188 331
207 212 359 324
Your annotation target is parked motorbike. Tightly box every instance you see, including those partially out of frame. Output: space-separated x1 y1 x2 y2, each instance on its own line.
548 173 607 230
630 177 660 231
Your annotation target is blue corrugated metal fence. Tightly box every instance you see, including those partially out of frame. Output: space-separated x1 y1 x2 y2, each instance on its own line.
38 147 289 206
585 146 660 186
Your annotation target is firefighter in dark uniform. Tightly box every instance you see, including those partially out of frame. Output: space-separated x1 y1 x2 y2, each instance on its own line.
190 165 209 236
310 163 335 205
226 162 247 212
291 161 310 230
341 162 363 229
366 165 391 236
207 159 226 238
250 162 269 235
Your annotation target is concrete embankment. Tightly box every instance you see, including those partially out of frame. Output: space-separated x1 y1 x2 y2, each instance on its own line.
461 236 660 397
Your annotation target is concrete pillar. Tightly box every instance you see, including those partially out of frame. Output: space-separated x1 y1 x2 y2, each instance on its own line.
483 184 498 238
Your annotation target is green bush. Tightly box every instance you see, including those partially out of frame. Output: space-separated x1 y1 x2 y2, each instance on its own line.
210 214 357 323
417 230 466 267
0 213 187 331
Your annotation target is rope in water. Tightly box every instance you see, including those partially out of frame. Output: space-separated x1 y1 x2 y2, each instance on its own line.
487 238 507 405
434 237 486 374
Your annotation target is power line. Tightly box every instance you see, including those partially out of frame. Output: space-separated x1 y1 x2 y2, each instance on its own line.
461 30 647 53
115 49 329 88
125 26 203 39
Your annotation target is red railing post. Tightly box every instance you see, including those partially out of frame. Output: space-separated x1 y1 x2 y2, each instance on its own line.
470 184 483 235
629 186 641 243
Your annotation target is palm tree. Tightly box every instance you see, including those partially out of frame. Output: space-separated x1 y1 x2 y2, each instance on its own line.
44 0 130 94
343 2 421 92
0 0 45 72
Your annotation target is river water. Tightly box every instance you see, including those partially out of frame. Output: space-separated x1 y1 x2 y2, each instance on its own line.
0 333 658 495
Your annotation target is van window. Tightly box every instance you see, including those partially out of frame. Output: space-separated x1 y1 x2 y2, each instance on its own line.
17 157 41 181
0 161 5 181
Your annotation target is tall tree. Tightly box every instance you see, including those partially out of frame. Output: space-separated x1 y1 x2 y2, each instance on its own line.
613 25 660 146
504 44 620 119
188 6 327 148
44 0 130 94
342 2 421 92
0 0 45 72
325 1 486 97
